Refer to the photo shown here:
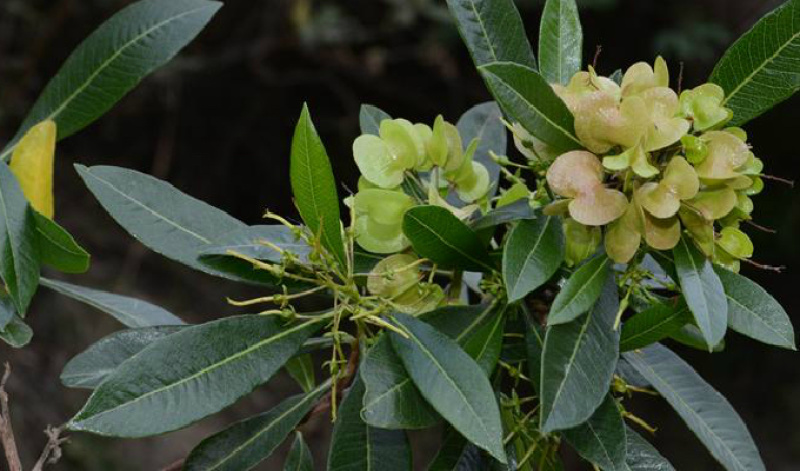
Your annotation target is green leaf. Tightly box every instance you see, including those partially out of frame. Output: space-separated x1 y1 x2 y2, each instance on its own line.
284 432 314 471
620 301 691 352
623 344 765 471
0 314 33 348
390 312 506 463
328 375 412 471
538 0 583 86
200 225 310 264
563 395 627 471
445 0 537 69
670 324 725 352
41 277 184 328
457 102 506 198
33 212 90 273
502 216 564 302
68 315 325 437
524 313 545 390
459 306 506 376
624 427 675 471
715 267 796 350
184 382 329 471
479 62 581 153
428 428 485 470
0 162 40 314
0 0 222 160
709 0 800 126
0 293 14 330
402 205 495 272
359 104 391 135
470 199 536 230
290 104 347 268
673 236 727 350
540 277 620 433
61 326 183 389
285 354 316 394
548 254 612 325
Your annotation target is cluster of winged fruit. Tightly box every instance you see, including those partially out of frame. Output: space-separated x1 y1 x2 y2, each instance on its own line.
533 58 761 271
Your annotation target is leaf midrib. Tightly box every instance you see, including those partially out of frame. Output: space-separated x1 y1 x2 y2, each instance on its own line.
407 212 493 271
550 257 608 322
727 294 790 345
620 307 688 351
507 217 553 299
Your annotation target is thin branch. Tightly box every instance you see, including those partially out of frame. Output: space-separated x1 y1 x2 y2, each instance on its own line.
745 219 777 234
592 45 603 69
30 426 67 471
0 363 22 471
760 174 795 187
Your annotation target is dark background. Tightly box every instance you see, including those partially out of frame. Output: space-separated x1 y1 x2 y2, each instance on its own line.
0 0 798 469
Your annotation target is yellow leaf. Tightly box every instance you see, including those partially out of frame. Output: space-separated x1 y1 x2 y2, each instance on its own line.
10 121 57 218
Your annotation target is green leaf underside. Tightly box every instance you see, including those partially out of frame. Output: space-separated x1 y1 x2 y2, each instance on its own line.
539 0 583 86
290 104 347 269
285 354 316 394
624 427 675 470
328 375 412 471
359 104 392 135
540 277 620 433
470 199 536 230
41 277 184 328
0 314 33 348
673 237 727 350
479 62 581 153
284 433 314 471
200 225 311 264
670 324 725 352
503 216 565 302
402 205 495 272
68 315 324 437
548 254 611 325
623 344 765 471
184 382 329 471
34 212 90 273
715 267 796 349
390 312 507 463
457 102 506 198
563 395 627 471
710 0 800 126
61 326 183 389
0 0 222 160
620 301 691 352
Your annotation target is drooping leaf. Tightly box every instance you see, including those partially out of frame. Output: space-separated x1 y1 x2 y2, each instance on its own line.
359 104 391 135
623 344 765 471
61 326 183 389
184 382 329 471
290 104 347 268
68 315 325 437
457 102 506 198
715 267 796 350
328 375 412 471
548 254 611 325
479 62 582 153
673 237 727 350
470 199 536 230
709 0 800 126
284 432 314 471
0 0 222 160
538 0 583 86
620 301 691 352
503 216 564 302
41 277 184 328
390 312 506 463
0 313 33 348
563 395 627 471
285 354 316 394
33 212 90 273
624 427 676 471
540 277 620 433
200 225 310 264
403 205 495 272
670 324 725 352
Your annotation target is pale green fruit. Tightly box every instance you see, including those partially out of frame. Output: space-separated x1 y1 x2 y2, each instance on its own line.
553 69 621 112
640 87 690 151
455 161 491 203
745 177 764 196
679 206 715 256
682 135 709 164
736 193 754 214
543 199 571 217
716 226 753 261
443 122 466 172
413 123 435 170
367 254 422 298
620 56 669 97
392 283 445 314
724 126 748 142
638 156 699 219
563 218 601 267
511 122 559 162
568 187 629 226
427 115 449 167
604 200 644 264
687 187 737 220
602 144 658 178
381 119 420 168
353 189 415 253
643 211 681 251
713 248 741 273
353 134 407 188
694 131 750 180
738 152 763 175
497 181 530 207
679 84 731 131
574 93 649 153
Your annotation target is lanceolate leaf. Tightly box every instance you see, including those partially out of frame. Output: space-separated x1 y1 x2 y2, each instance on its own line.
184 382 329 471
620 301 691 352
563 395 627 471
200 225 310 264
41 277 184 328
390 312 506 463
470 199 536 230
673 236 727 350
459 307 506 375
538 0 583 86
33 212 90 273
709 0 800 126
284 433 314 471
428 428 487 471
68 315 325 437
623 344 765 471
540 278 620 433
457 102 506 198
290 104 347 268
0 0 222 160
548 254 611 325
328 376 412 471
624 427 676 471
670 324 725 353
402 205 495 272
285 354 316 394
479 62 582 153
359 104 391 135
715 267 796 350
445 0 537 69
503 216 564 302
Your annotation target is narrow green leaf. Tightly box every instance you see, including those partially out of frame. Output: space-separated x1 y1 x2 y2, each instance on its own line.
61 326 183 389
624 427 675 471
548 254 611 325
538 0 583 86
359 104 391 135
390 312 506 463
285 354 316 394
328 376 412 471
200 225 310 264
460 307 506 376
290 104 347 268
563 395 627 471
709 0 800 126
669 324 725 352
673 237 727 350
445 0 537 69
620 301 691 352
184 382 329 471
457 102 506 198
479 62 582 153
402 205 495 272
428 428 486 471
524 313 545 391
284 432 314 471
623 344 765 471
502 216 564 302
34 212 90 273
470 199 536 230
0 0 222 160
540 277 620 433
41 277 184 328
715 267 796 350
68 315 325 437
